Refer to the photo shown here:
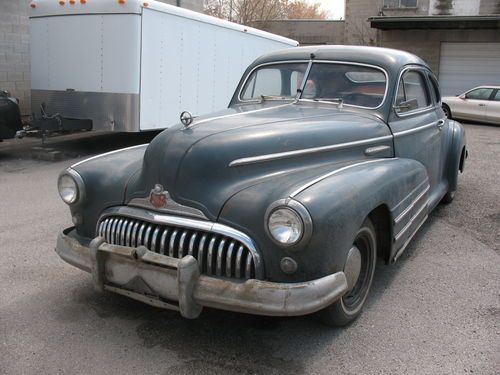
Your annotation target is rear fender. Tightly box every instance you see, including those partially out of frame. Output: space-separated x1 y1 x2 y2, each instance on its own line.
445 120 466 191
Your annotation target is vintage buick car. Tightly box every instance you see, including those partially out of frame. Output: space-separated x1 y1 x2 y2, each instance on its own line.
56 46 466 326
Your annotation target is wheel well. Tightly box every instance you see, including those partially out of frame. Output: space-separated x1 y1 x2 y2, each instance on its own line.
368 205 391 264
442 103 451 116
459 146 466 172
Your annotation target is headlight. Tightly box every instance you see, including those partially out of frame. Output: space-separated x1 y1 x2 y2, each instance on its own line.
58 170 84 205
268 207 303 245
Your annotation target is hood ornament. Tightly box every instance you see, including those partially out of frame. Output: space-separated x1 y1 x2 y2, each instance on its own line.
180 111 196 127
150 184 167 208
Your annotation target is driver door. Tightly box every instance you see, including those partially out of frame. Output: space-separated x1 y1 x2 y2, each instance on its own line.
388 67 445 205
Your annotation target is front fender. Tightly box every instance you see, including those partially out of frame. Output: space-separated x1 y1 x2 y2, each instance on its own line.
445 120 466 192
66 145 148 238
293 158 429 273
219 158 429 283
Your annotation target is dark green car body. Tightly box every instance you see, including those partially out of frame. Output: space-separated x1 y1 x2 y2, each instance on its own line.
56 46 466 320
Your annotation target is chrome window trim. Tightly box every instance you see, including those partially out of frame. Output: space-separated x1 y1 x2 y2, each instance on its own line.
310 60 389 110
237 60 390 110
393 66 435 117
289 158 399 198
97 206 263 278
237 60 310 103
229 135 393 167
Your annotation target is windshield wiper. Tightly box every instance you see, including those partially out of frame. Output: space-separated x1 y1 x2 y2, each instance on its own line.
260 95 294 102
299 97 344 108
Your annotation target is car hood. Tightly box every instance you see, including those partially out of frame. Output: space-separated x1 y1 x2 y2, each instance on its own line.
126 102 393 219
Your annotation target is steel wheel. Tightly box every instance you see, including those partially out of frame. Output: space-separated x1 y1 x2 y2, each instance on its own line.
442 104 452 119
319 218 377 326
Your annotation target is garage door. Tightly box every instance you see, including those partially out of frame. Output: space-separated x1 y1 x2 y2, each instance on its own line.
438 42 500 96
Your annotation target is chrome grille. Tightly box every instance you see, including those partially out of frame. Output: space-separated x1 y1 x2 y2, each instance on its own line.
97 215 257 280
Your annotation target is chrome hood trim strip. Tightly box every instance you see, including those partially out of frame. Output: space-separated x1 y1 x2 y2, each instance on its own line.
229 135 393 167
289 158 398 198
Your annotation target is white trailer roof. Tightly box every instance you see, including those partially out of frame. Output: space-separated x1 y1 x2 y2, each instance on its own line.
29 0 299 46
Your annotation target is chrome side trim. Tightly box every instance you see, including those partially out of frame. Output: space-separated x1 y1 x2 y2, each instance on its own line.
394 200 428 243
392 121 437 138
393 214 428 262
364 145 391 156
289 158 398 198
71 144 147 168
394 184 430 225
229 135 393 167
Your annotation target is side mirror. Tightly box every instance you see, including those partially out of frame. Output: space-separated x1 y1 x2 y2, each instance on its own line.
394 98 418 114
459 94 466 100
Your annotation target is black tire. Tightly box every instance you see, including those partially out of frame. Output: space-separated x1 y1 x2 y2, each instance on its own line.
319 218 377 327
441 190 455 204
442 104 452 119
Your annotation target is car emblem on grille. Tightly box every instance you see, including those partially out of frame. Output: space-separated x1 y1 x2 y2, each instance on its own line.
150 184 167 208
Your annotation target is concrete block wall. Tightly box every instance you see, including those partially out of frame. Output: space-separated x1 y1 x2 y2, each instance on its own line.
0 0 31 116
250 20 345 46
378 29 500 75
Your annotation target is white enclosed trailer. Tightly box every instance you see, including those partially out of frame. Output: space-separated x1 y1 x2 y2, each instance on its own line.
29 0 298 132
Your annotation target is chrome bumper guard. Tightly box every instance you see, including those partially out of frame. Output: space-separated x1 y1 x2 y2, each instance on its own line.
56 229 349 319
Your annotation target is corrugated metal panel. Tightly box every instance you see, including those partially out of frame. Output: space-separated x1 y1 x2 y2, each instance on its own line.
439 42 500 96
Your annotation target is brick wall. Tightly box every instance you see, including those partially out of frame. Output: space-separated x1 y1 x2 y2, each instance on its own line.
0 0 31 116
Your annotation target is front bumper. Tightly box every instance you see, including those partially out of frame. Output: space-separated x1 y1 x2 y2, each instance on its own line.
56 228 348 319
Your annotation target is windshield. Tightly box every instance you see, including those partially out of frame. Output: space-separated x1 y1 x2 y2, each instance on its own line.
239 62 387 109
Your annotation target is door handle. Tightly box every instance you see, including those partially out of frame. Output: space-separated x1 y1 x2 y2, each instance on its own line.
436 119 445 130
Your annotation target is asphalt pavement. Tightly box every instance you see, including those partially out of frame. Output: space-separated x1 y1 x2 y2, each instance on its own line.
0 124 498 375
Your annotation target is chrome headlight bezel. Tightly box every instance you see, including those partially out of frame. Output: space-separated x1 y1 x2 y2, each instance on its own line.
58 168 85 205
265 199 313 248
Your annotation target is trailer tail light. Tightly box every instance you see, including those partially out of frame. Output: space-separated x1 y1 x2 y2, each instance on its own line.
59 0 65 5
118 0 125 4
143 2 149 6
80 0 86 3
30 2 36 8
70 0 75 4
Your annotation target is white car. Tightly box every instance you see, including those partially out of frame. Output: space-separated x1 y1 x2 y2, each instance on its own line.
442 86 500 125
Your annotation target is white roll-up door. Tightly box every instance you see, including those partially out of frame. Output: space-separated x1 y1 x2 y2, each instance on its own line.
438 42 500 96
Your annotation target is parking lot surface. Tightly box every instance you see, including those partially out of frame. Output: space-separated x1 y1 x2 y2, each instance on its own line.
1 124 499 375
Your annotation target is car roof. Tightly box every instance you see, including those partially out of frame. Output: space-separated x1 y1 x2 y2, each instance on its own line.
469 86 500 90
250 45 429 74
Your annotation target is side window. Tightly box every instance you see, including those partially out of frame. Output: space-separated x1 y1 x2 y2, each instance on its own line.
395 69 431 113
402 71 430 108
493 90 500 101
465 88 493 100
428 74 441 104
